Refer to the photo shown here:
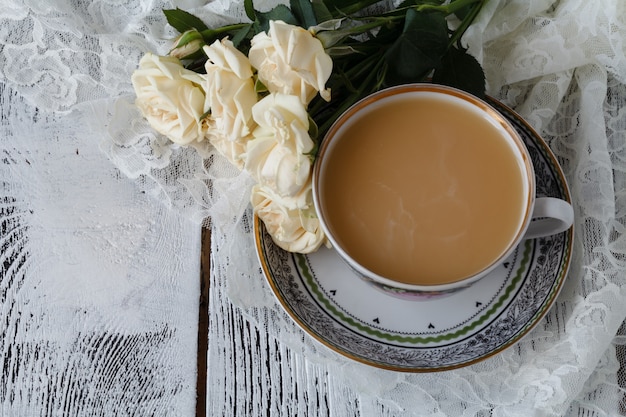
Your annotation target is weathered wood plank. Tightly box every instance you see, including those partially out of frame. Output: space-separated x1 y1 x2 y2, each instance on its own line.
206 231 347 417
197 227 210 417
0 82 200 416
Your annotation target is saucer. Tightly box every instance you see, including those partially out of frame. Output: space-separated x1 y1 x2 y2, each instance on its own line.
254 99 573 372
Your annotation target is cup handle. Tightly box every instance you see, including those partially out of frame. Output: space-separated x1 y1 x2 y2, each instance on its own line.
524 197 574 239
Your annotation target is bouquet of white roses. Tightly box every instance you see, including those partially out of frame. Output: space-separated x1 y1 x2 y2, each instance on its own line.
131 0 487 253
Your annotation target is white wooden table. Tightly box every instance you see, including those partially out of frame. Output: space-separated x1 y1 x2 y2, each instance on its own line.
0 84 201 415
2 0 626 416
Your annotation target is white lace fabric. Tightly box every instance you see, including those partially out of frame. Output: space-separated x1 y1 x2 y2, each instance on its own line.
1 0 625 415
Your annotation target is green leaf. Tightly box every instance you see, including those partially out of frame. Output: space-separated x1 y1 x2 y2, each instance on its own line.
432 46 486 98
199 108 212 121
244 0 256 21
326 45 360 57
254 4 298 33
255 79 268 93
449 0 478 20
231 23 253 47
452 4 472 20
163 8 209 33
291 0 318 28
322 0 381 17
307 115 319 142
311 0 333 23
383 9 448 86
315 26 354 49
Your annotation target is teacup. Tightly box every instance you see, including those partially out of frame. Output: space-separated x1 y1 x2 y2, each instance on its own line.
312 84 574 300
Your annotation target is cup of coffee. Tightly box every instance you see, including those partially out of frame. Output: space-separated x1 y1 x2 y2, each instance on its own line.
312 84 574 300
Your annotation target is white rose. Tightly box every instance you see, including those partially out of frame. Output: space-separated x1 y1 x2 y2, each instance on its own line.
251 184 326 254
132 53 207 145
245 94 314 199
249 20 332 104
203 39 258 142
206 133 250 170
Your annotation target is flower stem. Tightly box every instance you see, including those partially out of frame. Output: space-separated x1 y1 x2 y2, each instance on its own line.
200 23 249 42
416 0 484 15
447 0 487 47
336 0 486 48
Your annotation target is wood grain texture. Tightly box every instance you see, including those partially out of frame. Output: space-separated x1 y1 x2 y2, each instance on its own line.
0 82 200 416
205 230 390 417
205 279 413 417
197 227 210 417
